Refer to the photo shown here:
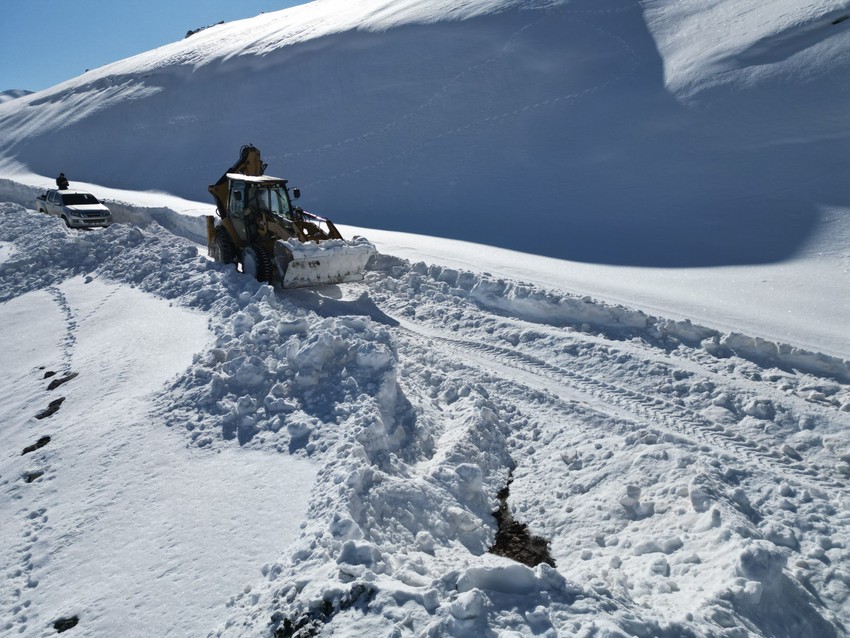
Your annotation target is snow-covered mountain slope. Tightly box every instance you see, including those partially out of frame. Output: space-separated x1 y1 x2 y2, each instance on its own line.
0 90 32 104
0 0 848 266
2 204 849 637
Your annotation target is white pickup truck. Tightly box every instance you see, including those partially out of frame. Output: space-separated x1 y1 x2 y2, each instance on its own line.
35 189 113 229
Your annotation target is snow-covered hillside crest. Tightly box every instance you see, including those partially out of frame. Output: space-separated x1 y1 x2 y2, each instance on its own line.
1 0 848 266
2 204 849 637
0 89 33 104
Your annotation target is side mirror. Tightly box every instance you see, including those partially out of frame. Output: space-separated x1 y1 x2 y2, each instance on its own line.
292 188 301 200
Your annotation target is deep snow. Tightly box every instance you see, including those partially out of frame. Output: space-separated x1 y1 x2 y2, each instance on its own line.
1 0 850 636
1 203 849 638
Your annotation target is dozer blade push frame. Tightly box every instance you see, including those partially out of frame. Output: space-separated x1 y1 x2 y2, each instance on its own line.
274 236 377 288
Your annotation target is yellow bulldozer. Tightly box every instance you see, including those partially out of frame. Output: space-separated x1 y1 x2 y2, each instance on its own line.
206 145 376 288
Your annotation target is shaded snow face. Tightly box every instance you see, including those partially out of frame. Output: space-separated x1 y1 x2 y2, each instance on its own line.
1 0 848 267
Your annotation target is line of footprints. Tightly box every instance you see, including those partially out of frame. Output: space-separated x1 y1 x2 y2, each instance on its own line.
19 368 80 634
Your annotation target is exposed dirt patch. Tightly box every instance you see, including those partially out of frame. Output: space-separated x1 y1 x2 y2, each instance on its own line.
490 478 556 568
53 616 79 633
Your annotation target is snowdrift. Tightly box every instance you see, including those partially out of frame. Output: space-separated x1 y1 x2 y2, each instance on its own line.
1 0 848 266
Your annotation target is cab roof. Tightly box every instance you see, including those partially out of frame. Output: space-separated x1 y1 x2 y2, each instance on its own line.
226 173 288 184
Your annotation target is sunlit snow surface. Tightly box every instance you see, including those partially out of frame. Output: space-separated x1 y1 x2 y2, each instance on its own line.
0 259 315 637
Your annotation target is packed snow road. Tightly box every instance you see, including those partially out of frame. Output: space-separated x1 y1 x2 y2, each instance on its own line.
1 204 849 637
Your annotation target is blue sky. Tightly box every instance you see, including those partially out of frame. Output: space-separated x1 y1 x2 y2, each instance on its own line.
0 0 307 92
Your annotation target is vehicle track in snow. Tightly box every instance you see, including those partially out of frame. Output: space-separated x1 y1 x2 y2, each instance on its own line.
471 308 850 422
389 314 850 502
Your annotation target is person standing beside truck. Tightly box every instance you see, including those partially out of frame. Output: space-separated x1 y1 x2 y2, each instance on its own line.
56 173 69 190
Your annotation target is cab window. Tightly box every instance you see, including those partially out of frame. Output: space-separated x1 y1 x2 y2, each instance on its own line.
229 182 246 217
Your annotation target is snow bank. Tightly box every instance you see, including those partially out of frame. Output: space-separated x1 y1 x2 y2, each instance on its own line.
370 256 850 385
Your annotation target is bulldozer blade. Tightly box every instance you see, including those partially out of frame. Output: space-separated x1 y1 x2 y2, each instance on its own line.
274 237 376 288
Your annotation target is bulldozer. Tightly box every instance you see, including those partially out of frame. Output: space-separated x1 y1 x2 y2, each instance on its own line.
206 145 376 288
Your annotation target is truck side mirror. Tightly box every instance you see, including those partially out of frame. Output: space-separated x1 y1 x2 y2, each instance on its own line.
292 188 301 199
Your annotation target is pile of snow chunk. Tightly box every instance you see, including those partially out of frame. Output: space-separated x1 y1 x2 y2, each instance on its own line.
170 285 401 448
0 203 212 304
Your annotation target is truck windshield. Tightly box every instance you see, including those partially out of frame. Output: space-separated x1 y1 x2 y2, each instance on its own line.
62 193 99 205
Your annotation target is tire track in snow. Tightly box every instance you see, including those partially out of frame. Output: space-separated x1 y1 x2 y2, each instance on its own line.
393 318 849 501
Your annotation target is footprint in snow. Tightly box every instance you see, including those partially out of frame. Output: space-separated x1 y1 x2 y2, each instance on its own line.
34 398 65 420
53 616 79 633
47 372 78 391
21 436 51 455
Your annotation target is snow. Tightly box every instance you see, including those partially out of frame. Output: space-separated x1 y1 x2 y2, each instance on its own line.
1 0 850 636
0 264 316 637
0 89 32 104
3 0 848 269
361 227 850 363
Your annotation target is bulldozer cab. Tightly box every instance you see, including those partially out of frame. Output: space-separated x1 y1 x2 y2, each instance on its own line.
225 174 296 245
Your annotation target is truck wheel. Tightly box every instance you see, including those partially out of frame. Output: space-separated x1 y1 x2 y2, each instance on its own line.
61 216 71 227
211 226 238 264
241 244 273 283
